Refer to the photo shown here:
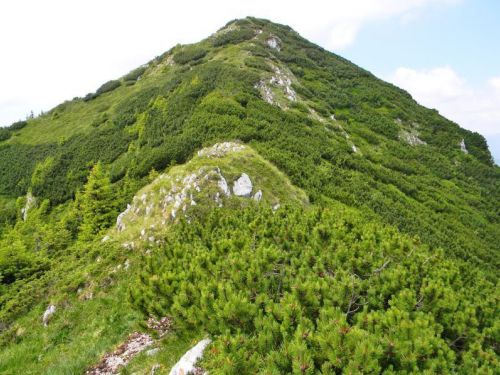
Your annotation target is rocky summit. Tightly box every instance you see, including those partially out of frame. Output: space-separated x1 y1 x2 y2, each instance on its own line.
0 17 498 374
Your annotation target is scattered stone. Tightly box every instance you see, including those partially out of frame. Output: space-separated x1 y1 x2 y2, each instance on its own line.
79 290 94 301
169 339 211 375
233 173 253 197
272 203 281 211
86 332 154 375
460 139 468 154
42 305 56 327
147 316 172 337
253 190 263 202
122 242 135 250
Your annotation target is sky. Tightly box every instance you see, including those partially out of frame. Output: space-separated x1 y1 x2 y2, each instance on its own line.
0 0 499 162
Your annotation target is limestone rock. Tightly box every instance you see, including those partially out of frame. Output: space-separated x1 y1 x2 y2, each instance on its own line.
267 36 281 51
21 192 36 221
42 305 56 327
253 190 263 201
169 338 211 375
400 130 426 146
460 139 468 154
116 204 131 232
233 173 253 197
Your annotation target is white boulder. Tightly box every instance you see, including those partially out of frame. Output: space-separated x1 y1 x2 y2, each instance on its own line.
169 338 211 375
42 305 56 327
233 173 253 197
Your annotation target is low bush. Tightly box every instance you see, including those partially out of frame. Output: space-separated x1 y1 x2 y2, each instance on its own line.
96 80 121 95
0 129 10 142
8 120 27 131
212 28 255 47
173 46 208 65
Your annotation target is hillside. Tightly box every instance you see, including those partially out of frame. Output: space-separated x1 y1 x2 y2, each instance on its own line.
0 17 498 374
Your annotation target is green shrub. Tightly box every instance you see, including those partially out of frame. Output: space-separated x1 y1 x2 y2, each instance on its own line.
132 205 498 373
173 46 208 65
8 120 27 131
212 28 255 47
122 66 147 82
244 57 272 72
96 80 121 95
0 129 10 142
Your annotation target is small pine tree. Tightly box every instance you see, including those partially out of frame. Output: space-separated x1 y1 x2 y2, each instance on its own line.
78 162 117 241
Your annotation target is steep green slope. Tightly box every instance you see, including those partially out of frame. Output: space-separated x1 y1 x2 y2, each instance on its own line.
0 17 498 374
0 143 308 374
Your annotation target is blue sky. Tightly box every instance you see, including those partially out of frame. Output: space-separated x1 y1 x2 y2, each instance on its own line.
0 0 499 162
341 0 500 162
344 1 500 82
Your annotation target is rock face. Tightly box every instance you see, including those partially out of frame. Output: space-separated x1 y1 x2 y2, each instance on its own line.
21 192 36 221
270 65 297 102
233 173 253 197
460 139 468 154
116 204 131 232
266 36 281 51
169 338 211 375
254 80 274 104
400 130 426 146
42 304 56 327
255 63 297 106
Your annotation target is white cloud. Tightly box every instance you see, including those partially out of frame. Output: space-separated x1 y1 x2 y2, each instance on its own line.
489 76 500 91
390 66 500 138
0 0 460 126
392 66 467 102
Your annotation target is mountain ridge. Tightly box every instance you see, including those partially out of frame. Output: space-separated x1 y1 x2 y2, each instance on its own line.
0 17 498 374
